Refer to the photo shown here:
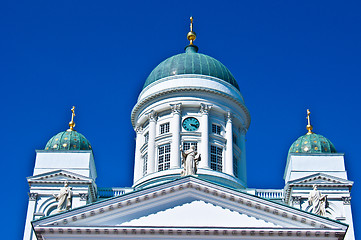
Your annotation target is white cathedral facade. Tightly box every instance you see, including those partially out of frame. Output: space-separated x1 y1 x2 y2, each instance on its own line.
24 19 355 240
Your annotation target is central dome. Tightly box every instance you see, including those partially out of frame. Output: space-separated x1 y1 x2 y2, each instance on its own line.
143 45 240 90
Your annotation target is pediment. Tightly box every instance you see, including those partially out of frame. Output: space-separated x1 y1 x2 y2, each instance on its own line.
27 170 93 184
119 200 280 227
288 173 353 187
33 177 347 239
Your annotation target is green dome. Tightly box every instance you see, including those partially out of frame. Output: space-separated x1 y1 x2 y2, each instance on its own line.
143 45 240 90
289 133 336 154
45 130 92 151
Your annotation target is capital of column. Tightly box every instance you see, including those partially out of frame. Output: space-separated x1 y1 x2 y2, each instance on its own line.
225 111 233 123
200 103 212 115
28 192 38 201
342 196 351 205
170 103 182 114
135 125 143 134
146 110 158 122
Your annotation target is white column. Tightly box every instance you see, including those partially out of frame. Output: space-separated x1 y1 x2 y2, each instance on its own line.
147 110 157 174
239 128 247 185
225 112 234 175
133 126 143 183
199 103 211 169
343 197 355 240
23 193 37 240
170 103 182 169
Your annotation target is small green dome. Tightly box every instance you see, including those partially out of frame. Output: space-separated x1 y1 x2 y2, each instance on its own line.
289 133 336 154
143 45 240 90
45 130 92 151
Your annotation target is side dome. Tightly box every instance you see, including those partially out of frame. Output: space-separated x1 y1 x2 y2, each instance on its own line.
143 45 240 90
289 133 336 154
45 130 92 151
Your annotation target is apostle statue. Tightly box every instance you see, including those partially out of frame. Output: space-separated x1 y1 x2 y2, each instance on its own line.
180 145 201 176
308 185 327 216
53 182 72 212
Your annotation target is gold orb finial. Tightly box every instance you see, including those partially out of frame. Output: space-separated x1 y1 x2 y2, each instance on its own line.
306 109 313 135
67 106 76 131
187 16 196 45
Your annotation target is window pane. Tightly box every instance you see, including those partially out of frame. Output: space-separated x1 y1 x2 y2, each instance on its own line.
143 153 148 176
160 122 170 134
158 143 171 172
210 145 222 172
183 141 197 151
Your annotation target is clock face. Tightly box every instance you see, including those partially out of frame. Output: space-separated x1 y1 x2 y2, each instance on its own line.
182 117 200 131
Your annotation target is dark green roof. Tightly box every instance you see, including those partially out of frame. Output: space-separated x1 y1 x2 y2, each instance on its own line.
289 133 336 154
143 45 240 90
45 130 92 151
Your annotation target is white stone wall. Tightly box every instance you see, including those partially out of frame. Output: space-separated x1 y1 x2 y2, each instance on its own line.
284 153 354 240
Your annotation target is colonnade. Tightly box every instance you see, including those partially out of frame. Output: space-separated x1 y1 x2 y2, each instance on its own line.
133 103 239 183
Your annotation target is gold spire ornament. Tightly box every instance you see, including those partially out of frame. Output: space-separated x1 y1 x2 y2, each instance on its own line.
306 109 313 135
187 16 197 45
67 106 76 131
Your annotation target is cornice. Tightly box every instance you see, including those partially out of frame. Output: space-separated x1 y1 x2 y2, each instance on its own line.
34 226 345 240
33 177 346 231
131 87 251 129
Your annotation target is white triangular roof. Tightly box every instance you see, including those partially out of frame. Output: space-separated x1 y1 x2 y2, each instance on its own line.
287 173 353 187
27 169 93 184
33 176 348 239
120 200 280 227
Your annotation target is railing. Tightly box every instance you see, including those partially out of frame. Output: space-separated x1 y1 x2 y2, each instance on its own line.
98 188 132 198
255 189 284 199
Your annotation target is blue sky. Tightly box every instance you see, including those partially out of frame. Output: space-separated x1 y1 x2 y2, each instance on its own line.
1 1 360 238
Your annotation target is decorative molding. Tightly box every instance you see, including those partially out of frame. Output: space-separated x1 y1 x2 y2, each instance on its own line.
135 125 143 134
29 180 92 185
170 103 182 114
225 111 232 122
27 170 95 184
131 86 251 129
200 103 212 115
79 193 89 201
34 226 345 239
342 196 351 205
32 177 345 233
29 192 38 201
146 110 158 122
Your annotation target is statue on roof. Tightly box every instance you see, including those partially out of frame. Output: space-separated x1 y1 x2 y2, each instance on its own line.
180 145 201 176
308 185 328 216
53 182 72 212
